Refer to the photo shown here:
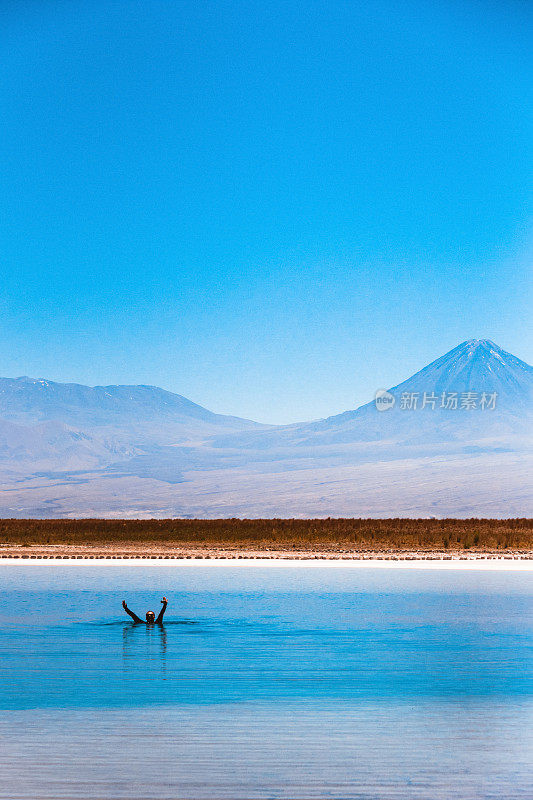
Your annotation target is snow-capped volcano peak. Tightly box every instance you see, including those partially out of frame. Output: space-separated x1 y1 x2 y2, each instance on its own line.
461 338 498 348
389 339 533 407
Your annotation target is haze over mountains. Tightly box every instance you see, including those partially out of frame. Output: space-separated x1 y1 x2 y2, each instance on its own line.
0 377 259 470
0 339 531 518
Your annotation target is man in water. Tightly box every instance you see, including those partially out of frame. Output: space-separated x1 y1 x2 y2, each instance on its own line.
122 596 168 624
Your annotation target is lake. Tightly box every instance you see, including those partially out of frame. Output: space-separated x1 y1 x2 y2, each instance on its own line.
0 563 531 799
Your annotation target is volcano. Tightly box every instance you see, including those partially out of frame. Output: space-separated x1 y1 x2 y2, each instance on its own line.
300 338 533 446
211 339 533 456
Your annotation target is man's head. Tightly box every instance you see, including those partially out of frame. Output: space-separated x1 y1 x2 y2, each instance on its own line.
146 610 155 623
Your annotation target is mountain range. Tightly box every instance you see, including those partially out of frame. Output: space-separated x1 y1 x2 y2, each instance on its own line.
0 339 531 518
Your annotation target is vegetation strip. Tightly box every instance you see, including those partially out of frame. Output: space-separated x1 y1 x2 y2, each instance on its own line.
0 518 531 559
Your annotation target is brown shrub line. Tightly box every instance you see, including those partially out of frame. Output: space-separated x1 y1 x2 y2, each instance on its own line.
0 518 531 550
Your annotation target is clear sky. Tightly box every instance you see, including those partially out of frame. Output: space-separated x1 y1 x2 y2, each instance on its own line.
1 0 532 423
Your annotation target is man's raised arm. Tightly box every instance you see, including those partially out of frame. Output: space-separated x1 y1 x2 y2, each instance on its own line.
156 597 168 624
122 600 143 623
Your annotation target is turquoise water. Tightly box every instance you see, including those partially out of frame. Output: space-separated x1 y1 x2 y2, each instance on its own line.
0 565 531 799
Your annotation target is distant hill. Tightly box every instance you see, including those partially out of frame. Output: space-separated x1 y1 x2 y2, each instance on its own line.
0 377 260 471
0 376 258 428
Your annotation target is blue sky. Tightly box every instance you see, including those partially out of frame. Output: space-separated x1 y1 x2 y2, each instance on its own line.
1 0 532 423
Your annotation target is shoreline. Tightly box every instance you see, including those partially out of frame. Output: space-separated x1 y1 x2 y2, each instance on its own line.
1 548 532 569
1 559 531 569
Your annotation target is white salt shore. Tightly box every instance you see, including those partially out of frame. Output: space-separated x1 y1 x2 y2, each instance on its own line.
0 557 531 570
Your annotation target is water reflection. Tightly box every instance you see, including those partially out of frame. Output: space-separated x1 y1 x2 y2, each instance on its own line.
123 622 167 675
